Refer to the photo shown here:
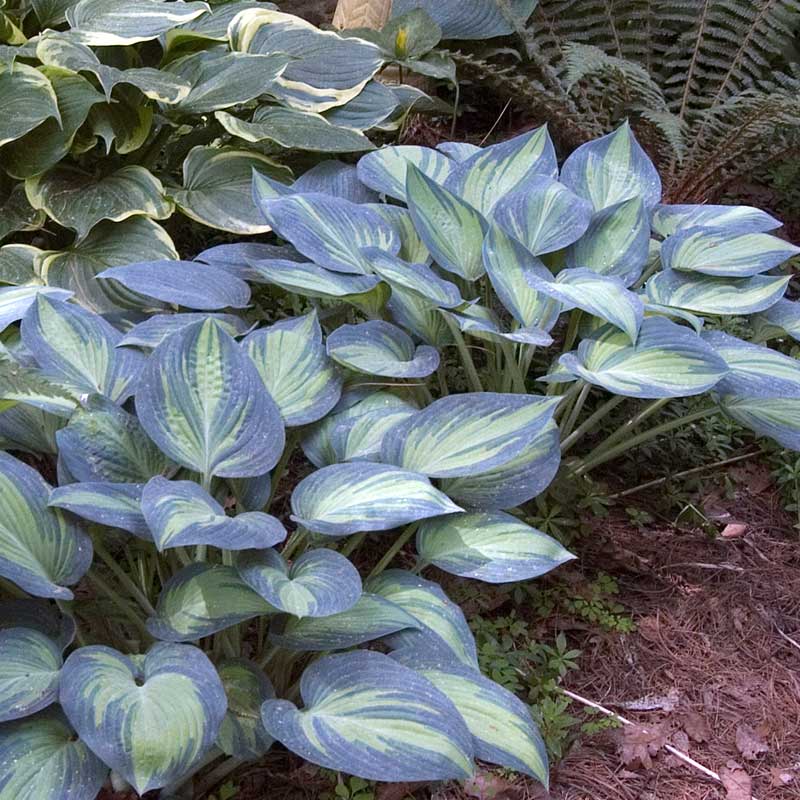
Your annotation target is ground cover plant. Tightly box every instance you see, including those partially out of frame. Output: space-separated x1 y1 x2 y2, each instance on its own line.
2 120 800 799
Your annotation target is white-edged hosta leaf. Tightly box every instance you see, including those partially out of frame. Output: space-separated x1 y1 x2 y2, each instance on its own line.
141 476 286 552
439 421 561 510
119 312 248 349
0 286 72 333
0 184 45 242
661 226 800 277
324 79 397 131
98 260 250 310
356 145 454 202
0 357 77 417
565 196 650 285
381 392 559 478
136 318 285 479
416 511 574 583
560 121 661 211
326 320 440 378
330 404 417 463
229 9 383 112
49 482 148 538
60 642 225 795
437 142 481 160
147 563 275 642
0 451 92 599
391 0 534 38
442 306 553 346
25 165 170 241
0 709 107 800
391 651 548 783
557 317 728 398
406 164 488 281
493 176 592 254
244 311 341 427
646 270 791 315
290 462 461 536
56 396 171 483
363 248 461 307
387 284 453 347
172 147 284 235
753 298 800 342
0 627 62 722
67 0 209 45
269 592 419 651
21 295 144 402
0 62 59 147
261 650 474 781
651 203 782 238
444 126 557 215
236 547 361 618
216 107 374 152
253 191 398 275
718 395 800 450
366 569 478 668
216 659 274 760
0 243 39 286
248 259 381 300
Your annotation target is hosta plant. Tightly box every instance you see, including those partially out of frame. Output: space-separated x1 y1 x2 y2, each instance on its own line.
1 122 800 799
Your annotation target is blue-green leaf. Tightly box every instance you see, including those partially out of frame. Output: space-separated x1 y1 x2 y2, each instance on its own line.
237 547 361 618
249 259 382 300
391 0 535 39
60 642 226 795
261 650 474 781
269 592 419 651
142 477 286 552
560 121 661 211
718 395 800 450
0 286 72 333
22 294 143 402
651 203 782 238
0 599 75 651
0 357 77 417
244 311 342 427
442 306 553 346
0 709 107 800
324 80 398 131
753 298 800 342
216 659 274 760
381 392 559 478
291 462 461 536
326 320 440 378
356 145 454 202
372 204 431 264
49 482 148 538
136 318 285 479
416 511 574 583
0 452 92 599
0 628 62 722
387 285 453 346
118 312 249 349
147 563 275 642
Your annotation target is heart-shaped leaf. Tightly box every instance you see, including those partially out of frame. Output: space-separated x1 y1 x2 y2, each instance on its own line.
216 659 274 760
49 482 148 538
0 62 60 147
0 627 62 721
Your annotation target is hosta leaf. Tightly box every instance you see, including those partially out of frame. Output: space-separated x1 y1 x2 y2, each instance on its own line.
493 176 592 254
718 395 800 450
0 451 92 599
119 312 249 349
0 62 59 147
0 285 72 333
216 659 274 760
324 79 398 131
406 165 488 281
646 270 790 315
291 462 461 536
87 92 152 155
229 9 383 112
0 599 75 650
0 357 77 417
651 203 782 237
356 145 454 202
565 197 650 285
387 284 453 346
269 592 419 651
49 482 148 538
237 547 360 618
253 190 399 275
172 147 285 235
292 161 377 203
366 570 478 669
0 709 107 800
329 404 418 463
416 511 574 583
753 298 800 342
248 259 381 300
556 317 728 398
261 650 473 781
22 295 144 402
392 651 548 783
60 642 225 795
442 306 553 346
243 311 342 427
25 165 171 241
370 206 431 271
437 142 481 160
381 392 559 478
326 320 440 378
147 563 274 642
439 422 561 510
67 0 209 45
56 396 171 483
560 121 661 211
165 0 266 48
661 226 800 277
98 260 250 310
0 628 62 722
0 403 63 454
136 318 285 479
141 476 286 552
444 127 557 216
0 184 44 242
391 0 535 38
0 244 39 286
195 242 301 278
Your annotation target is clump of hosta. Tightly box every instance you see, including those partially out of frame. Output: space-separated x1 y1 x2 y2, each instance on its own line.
1 120 799 799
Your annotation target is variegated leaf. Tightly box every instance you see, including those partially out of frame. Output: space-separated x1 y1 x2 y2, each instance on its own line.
718 395 800 450
49 482 148 538
753 298 800 342
357 145 455 202
0 62 60 147
391 0 535 38
0 628 62 722
216 659 274 760
387 284 453 347
651 203 782 237
0 357 77 417
442 306 553 346
0 285 72 334
248 259 382 300
324 80 398 131
0 599 75 651
119 312 249 349
372 204 431 264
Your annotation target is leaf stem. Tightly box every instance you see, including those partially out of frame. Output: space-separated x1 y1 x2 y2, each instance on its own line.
560 394 626 454
443 316 484 393
93 537 156 616
367 523 419 579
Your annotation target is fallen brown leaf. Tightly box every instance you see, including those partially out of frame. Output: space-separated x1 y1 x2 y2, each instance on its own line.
720 760 752 800
770 767 796 788
462 770 522 799
619 722 669 769
735 723 769 761
683 711 712 743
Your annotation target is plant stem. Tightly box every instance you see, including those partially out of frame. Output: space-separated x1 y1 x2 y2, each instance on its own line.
339 532 366 558
93 538 156 616
268 430 298 510
581 398 671 463
443 316 484 393
367 523 419 579
281 529 306 561
86 571 151 643
560 382 591 439
560 395 626 454
500 340 527 393
436 364 450 397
